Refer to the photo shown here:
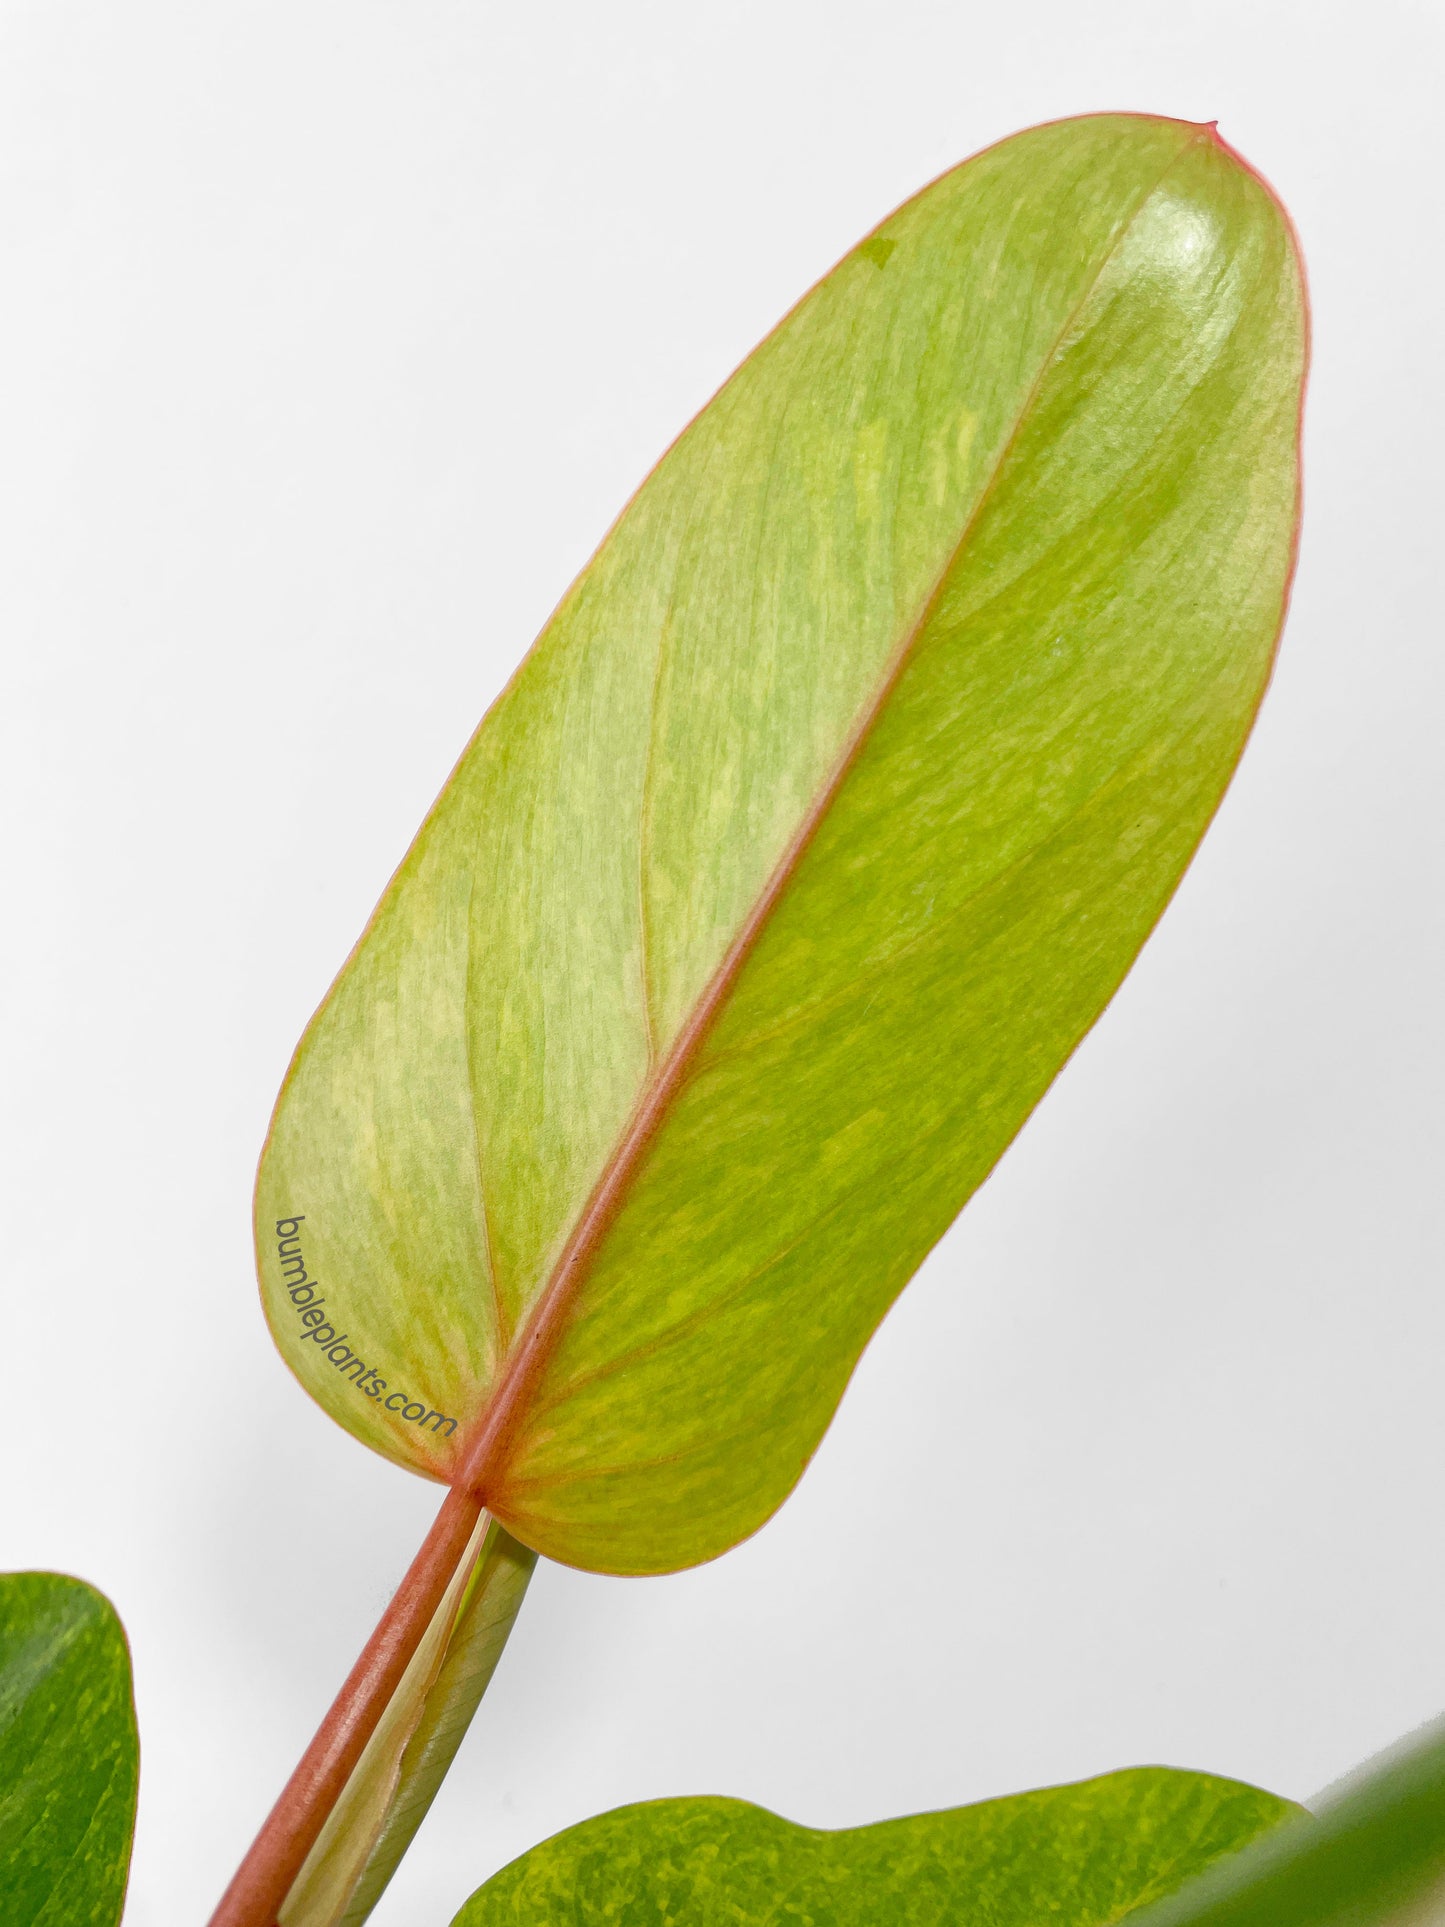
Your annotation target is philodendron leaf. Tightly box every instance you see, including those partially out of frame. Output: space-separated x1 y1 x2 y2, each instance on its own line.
256 111 1307 1574
1126 1716 1445 1927
279 1519 535 1927
449 1769 1299 1925
0 1571 139 1926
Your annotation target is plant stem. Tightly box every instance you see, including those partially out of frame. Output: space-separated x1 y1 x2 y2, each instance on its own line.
206 1485 485 1927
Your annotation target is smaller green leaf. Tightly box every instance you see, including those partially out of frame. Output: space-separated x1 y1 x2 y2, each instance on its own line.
280 1519 535 1927
1127 1716 1445 1927
0 1570 139 1927
449 1768 1297 1926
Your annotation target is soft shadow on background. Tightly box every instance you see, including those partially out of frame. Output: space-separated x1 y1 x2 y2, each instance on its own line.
0 2 1440 1921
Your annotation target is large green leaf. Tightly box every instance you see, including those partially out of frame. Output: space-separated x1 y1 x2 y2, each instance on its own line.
0 1571 139 1927
256 112 1306 1574
449 1769 1298 1925
278 1519 535 1927
1127 1717 1445 1927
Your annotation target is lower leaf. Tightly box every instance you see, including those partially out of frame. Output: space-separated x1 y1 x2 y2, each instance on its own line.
449 1767 1297 1925
0 1570 139 1927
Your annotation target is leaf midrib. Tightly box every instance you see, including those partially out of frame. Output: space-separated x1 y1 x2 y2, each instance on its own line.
516 708 1201 1432
456 124 1212 1503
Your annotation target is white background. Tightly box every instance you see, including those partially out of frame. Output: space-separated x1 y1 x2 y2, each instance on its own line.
1 1 1441 1920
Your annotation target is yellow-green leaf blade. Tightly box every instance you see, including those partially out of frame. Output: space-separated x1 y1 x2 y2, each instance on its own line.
490 126 1305 1568
255 114 1305 1574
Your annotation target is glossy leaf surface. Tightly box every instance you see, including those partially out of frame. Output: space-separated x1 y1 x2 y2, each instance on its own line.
0 1571 139 1927
278 1520 535 1927
450 1770 1296 1925
1128 1717 1445 1927
256 112 1306 1573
